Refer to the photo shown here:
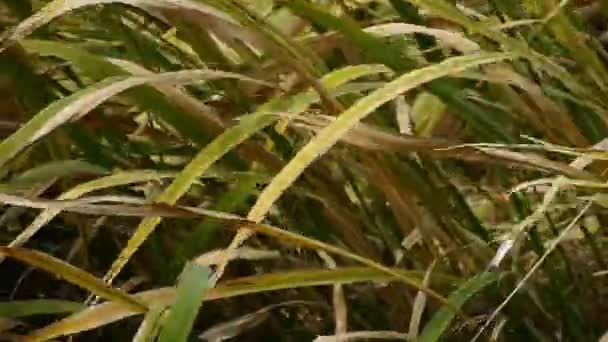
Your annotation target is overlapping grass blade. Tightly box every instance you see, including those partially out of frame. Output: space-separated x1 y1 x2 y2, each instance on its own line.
101 63 393 285
0 300 85 318
418 272 499 342
157 262 210 342
247 52 517 223
2 170 176 258
0 69 269 168
0 247 147 313
26 267 448 341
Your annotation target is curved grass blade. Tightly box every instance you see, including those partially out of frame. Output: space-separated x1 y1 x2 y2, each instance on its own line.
22 40 226 145
157 262 210 342
418 272 498 342
101 64 392 286
26 267 447 341
0 300 86 318
0 247 147 313
285 0 513 142
0 160 108 192
0 69 269 169
132 306 166 342
213 52 516 303
247 52 517 223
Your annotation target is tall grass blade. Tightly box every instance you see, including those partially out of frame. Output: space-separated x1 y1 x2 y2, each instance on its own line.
157 262 210 342
0 247 147 313
418 272 498 342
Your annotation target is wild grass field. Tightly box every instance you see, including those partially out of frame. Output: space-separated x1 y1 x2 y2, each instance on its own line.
1 0 608 341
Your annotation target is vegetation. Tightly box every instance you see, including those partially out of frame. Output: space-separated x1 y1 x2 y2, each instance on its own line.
1 0 608 340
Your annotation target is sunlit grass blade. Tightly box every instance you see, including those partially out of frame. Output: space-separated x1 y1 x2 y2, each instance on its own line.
0 247 147 313
247 52 517 223
157 262 210 342
0 69 269 169
215 51 516 299
101 63 393 285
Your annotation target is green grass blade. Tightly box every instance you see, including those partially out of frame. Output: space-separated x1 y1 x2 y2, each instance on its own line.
0 300 85 318
157 262 210 342
0 69 267 169
102 63 392 285
246 52 517 223
27 267 447 341
132 306 166 342
0 160 108 192
418 272 499 342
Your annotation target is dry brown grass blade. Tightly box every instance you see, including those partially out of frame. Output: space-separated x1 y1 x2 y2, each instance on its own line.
0 193 238 220
198 301 316 342
292 115 594 179
313 331 410 342
318 251 348 339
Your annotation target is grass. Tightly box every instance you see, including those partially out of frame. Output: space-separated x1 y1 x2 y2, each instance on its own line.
1 0 608 340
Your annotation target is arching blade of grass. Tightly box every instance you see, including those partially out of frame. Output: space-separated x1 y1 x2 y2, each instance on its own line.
0 69 269 169
157 262 210 342
0 160 109 192
418 272 499 342
388 0 607 111
132 306 166 342
101 64 393 286
214 51 516 297
286 0 513 142
247 52 517 223
26 267 451 341
22 40 225 145
0 247 147 313
0 300 86 318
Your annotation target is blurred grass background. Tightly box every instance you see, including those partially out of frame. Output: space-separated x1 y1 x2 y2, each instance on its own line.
1 0 608 341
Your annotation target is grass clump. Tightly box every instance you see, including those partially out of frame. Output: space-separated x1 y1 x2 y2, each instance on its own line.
1 0 608 341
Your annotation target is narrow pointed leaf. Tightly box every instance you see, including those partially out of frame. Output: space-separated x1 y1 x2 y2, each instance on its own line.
157 262 210 342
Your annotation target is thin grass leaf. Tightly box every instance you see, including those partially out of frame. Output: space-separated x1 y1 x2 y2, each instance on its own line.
214 52 516 304
0 247 147 313
409 261 436 338
0 0 236 53
418 272 499 342
22 39 226 145
247 52 517 223
0 300 85 318
26 267 449 341
0 69 269 169
2 170 176 260
472 202 593 341
132 306 166 342
157 262 210 342
101 63 392 285
0 160 108 191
